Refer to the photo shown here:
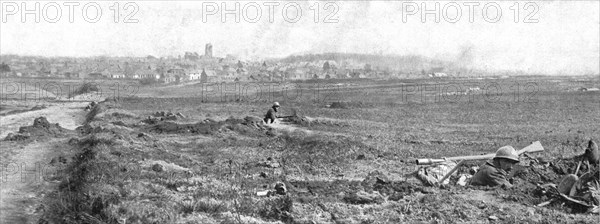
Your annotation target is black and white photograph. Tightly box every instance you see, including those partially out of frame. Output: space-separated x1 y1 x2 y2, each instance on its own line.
0 1 599 223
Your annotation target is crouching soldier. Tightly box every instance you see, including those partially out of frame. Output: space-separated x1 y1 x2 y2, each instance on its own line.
264 102 280 124
470 146 520 188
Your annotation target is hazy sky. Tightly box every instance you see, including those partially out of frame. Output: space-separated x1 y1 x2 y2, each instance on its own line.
1 1 598 75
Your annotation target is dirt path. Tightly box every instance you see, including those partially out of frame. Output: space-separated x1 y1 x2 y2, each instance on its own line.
0 101 87 224
0 102 87 139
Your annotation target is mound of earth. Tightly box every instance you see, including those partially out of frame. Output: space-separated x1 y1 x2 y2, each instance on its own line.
140 111 186 124
503 157 599 213
284 115 311 126
5 117 71 141
4 132 31 141
144 117 270 136
243 116 264 127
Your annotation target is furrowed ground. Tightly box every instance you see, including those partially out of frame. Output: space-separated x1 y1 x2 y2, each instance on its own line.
29 76 599 223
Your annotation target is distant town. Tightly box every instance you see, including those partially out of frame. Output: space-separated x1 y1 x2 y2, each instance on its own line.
0 43 563 85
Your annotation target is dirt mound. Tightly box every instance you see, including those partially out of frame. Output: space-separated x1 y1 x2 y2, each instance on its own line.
285 115 311 126
491 157 598 213
282 116 350 128
104 110 137 119
4 132 31 141
244 116 264 127
144 117 269 136
153 111 185 118
5 117 70 140
142 111 186 124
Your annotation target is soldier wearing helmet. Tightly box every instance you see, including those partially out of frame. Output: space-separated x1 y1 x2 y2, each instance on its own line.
264 102 280 124
470 146 520 188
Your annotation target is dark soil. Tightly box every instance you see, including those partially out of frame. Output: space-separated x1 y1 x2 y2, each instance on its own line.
144 117 270 137
498 157 598 213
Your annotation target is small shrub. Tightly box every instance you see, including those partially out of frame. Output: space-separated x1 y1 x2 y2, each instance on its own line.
258 196 293 222
330 101 350 109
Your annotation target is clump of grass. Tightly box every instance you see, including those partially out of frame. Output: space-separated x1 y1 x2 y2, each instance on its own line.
145 116 267 137
257 196 293 222
330 101 351 109
235 195 294 222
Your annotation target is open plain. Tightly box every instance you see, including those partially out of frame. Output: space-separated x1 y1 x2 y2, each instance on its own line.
1 75 599 223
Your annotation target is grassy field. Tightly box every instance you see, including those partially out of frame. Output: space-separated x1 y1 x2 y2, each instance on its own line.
32 76 599 223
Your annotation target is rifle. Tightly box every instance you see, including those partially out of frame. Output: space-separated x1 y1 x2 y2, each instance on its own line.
415 141 544 165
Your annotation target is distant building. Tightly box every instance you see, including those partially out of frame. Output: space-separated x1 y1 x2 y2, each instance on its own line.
163 75 177 83
430 72 448 78
201 69 217 82
162 73 183 83
64 72 81 79
87 73 105 79
111 73 126 79
186 70 201 81
134 69 160 80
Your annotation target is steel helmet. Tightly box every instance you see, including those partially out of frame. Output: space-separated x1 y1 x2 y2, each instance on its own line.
273 102 280 107
494 146 519 162
585 139 599 164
